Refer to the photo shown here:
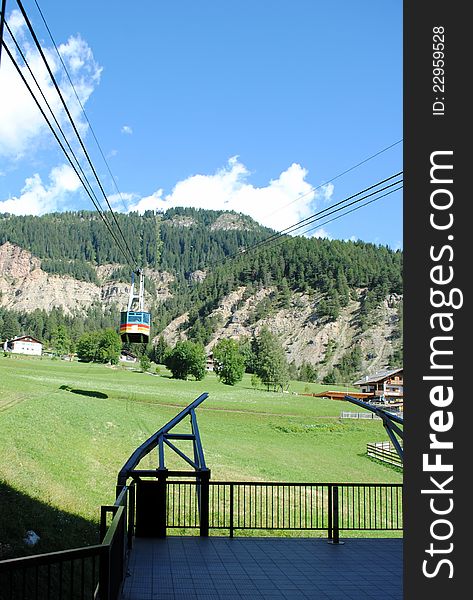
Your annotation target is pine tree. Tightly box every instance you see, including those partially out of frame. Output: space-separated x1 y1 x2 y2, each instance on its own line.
299 361 318 383
95 330 122 365
1 312 21 340
52 325 72 356
140 355 151 372
77 332 99 362
251 326 289 392
213 338 245 385
152 335 170 364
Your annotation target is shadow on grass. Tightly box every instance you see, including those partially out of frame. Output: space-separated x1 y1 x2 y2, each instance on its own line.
59 384 108 399
357 452 403 474
0 481 99 561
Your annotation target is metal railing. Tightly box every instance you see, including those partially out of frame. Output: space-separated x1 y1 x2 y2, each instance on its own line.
0 546 103 600
0 484 135 600
165 481 403 541
367 442 403 468
0 478 402 599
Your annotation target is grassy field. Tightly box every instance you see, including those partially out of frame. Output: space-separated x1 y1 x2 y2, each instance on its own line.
0 354 402 556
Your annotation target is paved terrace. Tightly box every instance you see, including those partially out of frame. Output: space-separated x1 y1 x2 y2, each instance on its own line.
122 536 402 600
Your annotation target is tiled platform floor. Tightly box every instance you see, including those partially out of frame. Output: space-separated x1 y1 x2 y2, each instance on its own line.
122 536 402 600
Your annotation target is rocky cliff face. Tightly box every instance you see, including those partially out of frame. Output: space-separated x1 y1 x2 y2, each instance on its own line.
0 242 172 314
0 242 41 278
159 284 402 377
0 241 402 374
210 213 253 231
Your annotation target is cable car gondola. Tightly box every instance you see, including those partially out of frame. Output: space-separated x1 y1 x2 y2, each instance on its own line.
120 269 151 343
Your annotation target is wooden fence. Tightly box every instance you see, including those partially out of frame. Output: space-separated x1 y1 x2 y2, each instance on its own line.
341 411 381 420
366 442 403 468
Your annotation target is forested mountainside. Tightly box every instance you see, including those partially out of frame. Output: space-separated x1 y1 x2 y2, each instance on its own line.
0 208 272 277
0 208 403 378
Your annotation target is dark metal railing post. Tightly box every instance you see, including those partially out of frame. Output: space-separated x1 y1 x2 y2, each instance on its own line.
328 485 344 545
128 483 135 549
327 485 333 540
199 470 210 537
117 488 128 566
157 470 168 538
100 506 119 542
99 545 111 600
100 506 108 543
115 511 126 600
332 486 340 544
229 483 234 538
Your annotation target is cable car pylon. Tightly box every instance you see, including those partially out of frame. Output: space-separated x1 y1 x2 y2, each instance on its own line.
120 269 151 344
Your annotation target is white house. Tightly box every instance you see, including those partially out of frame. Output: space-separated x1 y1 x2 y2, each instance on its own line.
5 336 43 356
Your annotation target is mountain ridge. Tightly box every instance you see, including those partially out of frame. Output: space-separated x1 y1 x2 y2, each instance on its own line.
0 208 403 379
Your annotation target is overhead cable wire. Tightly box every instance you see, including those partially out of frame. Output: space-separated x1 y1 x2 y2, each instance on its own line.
1 38 133 265
241 184 404 259
15 0 134 263
253 171 402 247
15 0 136 268
203 177 402 273
32 0 131 214
263 138 403 219
0 0 7 67
291 184 403 240
4 21 103 211
224 172 403 265
243 181 402 256
275 177 403 239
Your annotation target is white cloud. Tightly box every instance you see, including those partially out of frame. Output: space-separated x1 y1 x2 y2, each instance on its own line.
127 189 164 213
50 164 82 192
310 228 332 240
0 11 102 160
0 164 81 215
107 192 138 211
322 182 334 201
1 153 334 236
127 157 326 232
121 125 133 135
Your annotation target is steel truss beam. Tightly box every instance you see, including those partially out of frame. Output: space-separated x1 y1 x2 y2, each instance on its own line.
117 393 209 488
344 395 403 461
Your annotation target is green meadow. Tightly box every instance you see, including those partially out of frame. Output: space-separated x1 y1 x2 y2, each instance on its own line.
0 355 402 556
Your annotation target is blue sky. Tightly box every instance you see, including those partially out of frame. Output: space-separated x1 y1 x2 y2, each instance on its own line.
0 0 402 248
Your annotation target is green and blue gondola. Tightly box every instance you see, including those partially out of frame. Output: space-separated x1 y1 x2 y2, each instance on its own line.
120 269 151 343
